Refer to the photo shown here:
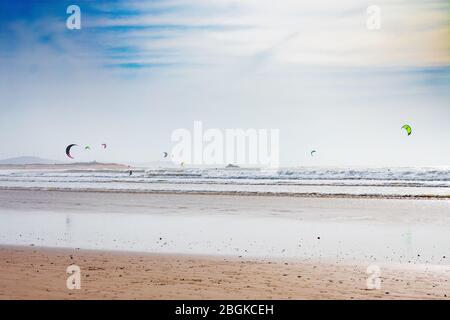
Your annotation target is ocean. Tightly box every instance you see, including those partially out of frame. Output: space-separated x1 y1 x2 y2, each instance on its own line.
0 166 449 198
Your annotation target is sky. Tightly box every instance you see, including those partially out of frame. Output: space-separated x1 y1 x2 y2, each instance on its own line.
0 0 449 167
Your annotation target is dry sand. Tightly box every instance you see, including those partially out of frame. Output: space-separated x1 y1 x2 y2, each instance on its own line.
1 245 449 300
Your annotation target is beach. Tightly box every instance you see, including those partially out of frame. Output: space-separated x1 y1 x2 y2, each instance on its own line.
0 183 449 299
1 246 449 300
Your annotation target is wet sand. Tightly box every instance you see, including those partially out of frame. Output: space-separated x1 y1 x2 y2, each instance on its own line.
1 190 450 264
1 245 449 300
1 189 449 225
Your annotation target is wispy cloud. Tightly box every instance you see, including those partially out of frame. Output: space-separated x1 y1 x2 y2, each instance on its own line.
1 0 448 72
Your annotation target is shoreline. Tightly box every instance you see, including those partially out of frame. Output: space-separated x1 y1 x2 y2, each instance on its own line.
1 186 449 200
1 245 449 300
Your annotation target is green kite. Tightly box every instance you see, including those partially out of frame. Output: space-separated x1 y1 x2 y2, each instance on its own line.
401 124 412 136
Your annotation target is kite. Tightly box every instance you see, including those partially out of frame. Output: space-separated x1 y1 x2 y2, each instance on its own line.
85 146 90 150
101 143 107 149
402 124 412 136
163 152 168 158
65 144 77 159
311 150 317 156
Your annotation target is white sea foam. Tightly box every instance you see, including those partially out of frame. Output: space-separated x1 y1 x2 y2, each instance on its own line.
0 166 449 198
